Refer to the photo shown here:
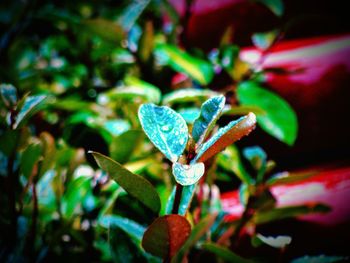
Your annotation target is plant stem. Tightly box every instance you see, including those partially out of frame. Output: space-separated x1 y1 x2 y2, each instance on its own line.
172 183 183 214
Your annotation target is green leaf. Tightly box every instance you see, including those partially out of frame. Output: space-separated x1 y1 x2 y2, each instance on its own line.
172 213 217 263
38 132 56 178
252 30 279 50
178 107 201 124
192 95 225 145
0 130 19 156
90 151 161 214
142 215 191 259
14 95 47 129
201 242 253 263
255 0 284 17
194 113 256 163
266 171 318 186
100 215 145 244
61 176 92 219
138 20 154 62
117 0 150 32
172 162 205 186
155 44 214 85
82 18 125 44
254 204 331 224
291 255 349 263
110 130 144 163
138 104 188 162
20 142 42 179
237 81 298 145
253 233 292 248
217 145 253 184
243 146 267 182
0 84 17 108
162 89 219 106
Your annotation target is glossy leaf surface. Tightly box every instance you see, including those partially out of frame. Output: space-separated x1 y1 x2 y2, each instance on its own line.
142 215 191 259
91 151 161 214
201 242 253 263
237 81 297 145
14 95 47 129
138 104 188 162
155 44 214 85
192 95 225 145
172 162 205 186
194 113 256 163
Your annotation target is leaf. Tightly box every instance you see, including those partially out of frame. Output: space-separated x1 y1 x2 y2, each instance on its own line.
266 171 318 186
20 142 42 179
237 81 298 145
172 162 205 186
223 105 266 116
172 213 217 263
61 176 92 219
255 0 284 17
201 242 253 263
138 104 188 162
142 215 191 259
138 20 154 62
124 76 162 103
14 95 47 129
0 84 17 108
90 151 161 214
217 146 253 184
178 107 201 124
192 95 225 145
110 130 144 163
291 255 349 263
82 18 125 44
194 113 256 163
252 30 279 50
38 132 56 178
253 233 292 248
100 215 145 244
162 89 219 106
155 44 214 85
254 204 331 224
117 0 150 32
0 130 19 156
243 146 267 182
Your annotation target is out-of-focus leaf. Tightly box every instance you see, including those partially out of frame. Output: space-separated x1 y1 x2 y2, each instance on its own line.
38 132 56 178
201 242 253 263
37 170 57 215
138 104 188 162
172 213 217 263
237 81 298 145
192 95 225 145
243 146 267 182
178 107 201 124
266 171 317 186
252 233 292 248
102 77 161 104
91 152 161 214
118 0 150 32
100 215 145 244
291 255 349 263
223 105 266 116
14 95 47 129
20 142 42 178
155 44 214 85
172 162 205 186
252 30 279 50
0 84 17 108
142 215 191 259
254 204 331 224
254 0 284 17
138 20 154 62
110 130 143 163
163 89 219 106
194 113 256 163
217 145 253 184
99 187 125 217
103 119 131 136
61 176 92 219
82 18 125 44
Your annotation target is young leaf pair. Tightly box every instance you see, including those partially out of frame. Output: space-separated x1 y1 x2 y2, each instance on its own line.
138 95 257 186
